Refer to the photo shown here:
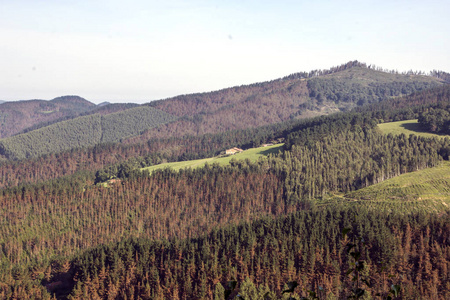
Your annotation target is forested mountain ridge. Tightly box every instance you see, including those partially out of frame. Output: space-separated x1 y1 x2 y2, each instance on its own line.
0 84 448 190
0 106 176 160
0 96 96 138
139 62 445 140
17 102 141 135
0 96 142 140
150 63 444 118
0 61 445 161
1 62 450 299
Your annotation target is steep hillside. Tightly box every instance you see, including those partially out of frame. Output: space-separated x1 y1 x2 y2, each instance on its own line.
140 62 445 140
0 81 448 188
64 207 449 300
0 114 445 267
0 114 103 160
0 95 96 138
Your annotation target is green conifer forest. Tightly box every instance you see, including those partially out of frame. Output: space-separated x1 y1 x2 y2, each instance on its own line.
0 63 449 299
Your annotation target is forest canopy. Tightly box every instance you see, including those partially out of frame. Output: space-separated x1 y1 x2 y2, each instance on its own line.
0 62 449 299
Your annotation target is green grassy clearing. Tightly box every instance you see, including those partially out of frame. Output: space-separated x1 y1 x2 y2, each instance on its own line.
377 119 450 138
142 143 284 173
344 161 450 213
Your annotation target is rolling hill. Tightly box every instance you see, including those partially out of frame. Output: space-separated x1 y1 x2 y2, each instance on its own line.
0 61 450 299
16 102 141 135
0 106 176 160
378 119 450 138
0 96 96 138
0 61 445 161
139 61 445 139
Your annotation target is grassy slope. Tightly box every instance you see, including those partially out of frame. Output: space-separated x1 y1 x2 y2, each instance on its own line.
344 161 450 213
142 143 284 172
354 120 450 213
377 119 450 138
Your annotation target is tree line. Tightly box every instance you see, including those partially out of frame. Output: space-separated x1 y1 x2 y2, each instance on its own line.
418 107 450 134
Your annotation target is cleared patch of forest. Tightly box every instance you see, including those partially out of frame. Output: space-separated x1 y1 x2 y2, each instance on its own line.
141 143 283 173
378 119 450 138
344 161 450 213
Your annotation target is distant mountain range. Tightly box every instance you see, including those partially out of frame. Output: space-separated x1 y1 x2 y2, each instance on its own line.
1 61 450 300
0 96 96 138
0 96 141 139
97 101 111 106
0 61 448 160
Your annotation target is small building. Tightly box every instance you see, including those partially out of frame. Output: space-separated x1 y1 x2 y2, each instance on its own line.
226 147 244 155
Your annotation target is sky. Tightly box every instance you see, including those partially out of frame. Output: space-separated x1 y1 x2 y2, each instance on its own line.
1 0 449 104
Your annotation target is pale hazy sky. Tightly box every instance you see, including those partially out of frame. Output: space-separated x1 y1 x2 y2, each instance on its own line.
1 0 449 104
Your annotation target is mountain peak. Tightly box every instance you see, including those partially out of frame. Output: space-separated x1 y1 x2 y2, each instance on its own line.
51 95 93 105
97 101 111 107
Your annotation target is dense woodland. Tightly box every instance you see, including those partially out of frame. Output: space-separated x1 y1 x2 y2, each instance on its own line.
0 63 445 162
0 106 175 160
307 78 439 106
418 107 450 134
0 63 449 299
1 112 450 298
0 83 448 190
144 64 444 140
67 208 450 300
17 103 140 135
0 96 96 139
